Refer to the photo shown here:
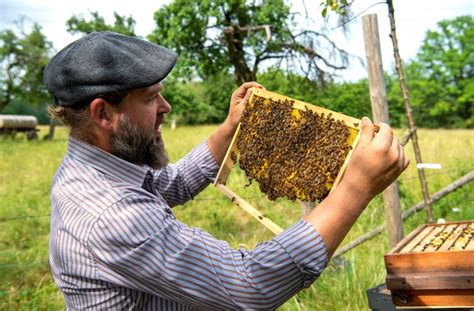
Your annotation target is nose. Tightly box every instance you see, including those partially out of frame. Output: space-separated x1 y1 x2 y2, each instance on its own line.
158 94 172 114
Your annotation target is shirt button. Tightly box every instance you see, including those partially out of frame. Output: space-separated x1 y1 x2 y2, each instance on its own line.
164 208 175 219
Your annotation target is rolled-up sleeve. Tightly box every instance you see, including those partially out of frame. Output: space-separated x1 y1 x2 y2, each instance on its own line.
88 195 328 310
152 141 219 207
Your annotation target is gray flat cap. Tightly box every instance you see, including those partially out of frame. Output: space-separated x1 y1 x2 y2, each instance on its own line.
43 31 177 106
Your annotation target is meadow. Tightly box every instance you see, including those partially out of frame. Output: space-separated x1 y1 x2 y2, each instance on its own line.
0 125 473 310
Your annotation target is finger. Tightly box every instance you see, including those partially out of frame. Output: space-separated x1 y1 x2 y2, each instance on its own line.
358 117 375 146
242 81 264 90
372 122 393 150
239 88 253 106
393 139 410 171
393 136 403 167
401 147 410 169
234 82 264 98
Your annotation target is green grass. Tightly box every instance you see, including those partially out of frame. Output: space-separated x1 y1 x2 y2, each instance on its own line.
1 126 473 310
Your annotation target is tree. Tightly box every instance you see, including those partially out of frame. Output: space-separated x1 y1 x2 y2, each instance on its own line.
415 15 473 127
66 11 137 36
0 23 52 121
149 0 350 85
161 72 236 125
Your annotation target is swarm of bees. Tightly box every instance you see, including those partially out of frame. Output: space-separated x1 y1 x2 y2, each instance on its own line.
237 95 352 202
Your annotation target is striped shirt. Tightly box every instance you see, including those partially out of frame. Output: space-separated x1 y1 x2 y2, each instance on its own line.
49 136 328 310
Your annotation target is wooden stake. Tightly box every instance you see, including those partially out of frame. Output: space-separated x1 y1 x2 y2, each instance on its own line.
362 14 404 248
387 0 434 223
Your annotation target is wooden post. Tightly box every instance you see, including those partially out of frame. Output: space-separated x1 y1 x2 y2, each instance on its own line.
362 14 404 248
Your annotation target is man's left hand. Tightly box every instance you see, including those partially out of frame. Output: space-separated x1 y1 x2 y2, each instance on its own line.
226 82 265 130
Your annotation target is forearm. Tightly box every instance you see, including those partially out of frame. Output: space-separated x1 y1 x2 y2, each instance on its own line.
207 119 236 165
92 196 328 310
154 141 219 206
306 118 409 258
304 181 371 258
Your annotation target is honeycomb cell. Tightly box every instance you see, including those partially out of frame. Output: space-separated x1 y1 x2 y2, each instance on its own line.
237 95 352 202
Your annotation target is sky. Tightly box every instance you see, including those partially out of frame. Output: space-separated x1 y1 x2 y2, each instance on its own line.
1 0 473 82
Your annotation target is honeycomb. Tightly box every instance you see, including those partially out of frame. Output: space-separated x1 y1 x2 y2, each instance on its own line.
449 223 474 250
237 94 355 202
406 223 474 253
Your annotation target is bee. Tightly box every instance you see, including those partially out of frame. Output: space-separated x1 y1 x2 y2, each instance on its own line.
449 224 474 250
238 95 352 202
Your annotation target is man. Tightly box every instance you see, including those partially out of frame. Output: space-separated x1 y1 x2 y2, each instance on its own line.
44 31 409 310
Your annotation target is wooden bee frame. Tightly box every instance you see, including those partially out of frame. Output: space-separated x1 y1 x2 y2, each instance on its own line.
385 221 474 307
213 88 362 234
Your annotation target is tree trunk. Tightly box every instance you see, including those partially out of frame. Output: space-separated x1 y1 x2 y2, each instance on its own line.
222 25 256 84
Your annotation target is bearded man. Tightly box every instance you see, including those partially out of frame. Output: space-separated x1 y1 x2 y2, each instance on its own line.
44 31 408 310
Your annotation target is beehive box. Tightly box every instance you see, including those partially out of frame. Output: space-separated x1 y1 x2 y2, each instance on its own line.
213 88 362 234
385 221 474 307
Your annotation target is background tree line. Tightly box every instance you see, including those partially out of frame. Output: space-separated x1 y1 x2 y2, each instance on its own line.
0 1 472 128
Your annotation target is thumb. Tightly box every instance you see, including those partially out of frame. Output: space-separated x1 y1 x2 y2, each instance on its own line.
358 117 375 145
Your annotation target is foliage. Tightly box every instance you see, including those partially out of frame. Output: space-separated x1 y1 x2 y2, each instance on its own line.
257 67 319 100
258 68 372 119
162 72 235 125
0 23 53 114
320 0 353 18
393 15 473 128
385 72 408 127
201 72 236 123
149 0 349 85
1 10 472 129
66 11 137 36
1 126 473 309
318 79 372 119
162 79 212 125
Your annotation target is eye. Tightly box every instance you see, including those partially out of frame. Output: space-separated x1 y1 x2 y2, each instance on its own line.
146 94 159 103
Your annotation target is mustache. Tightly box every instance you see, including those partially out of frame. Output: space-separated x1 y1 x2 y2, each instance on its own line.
155 116 164 131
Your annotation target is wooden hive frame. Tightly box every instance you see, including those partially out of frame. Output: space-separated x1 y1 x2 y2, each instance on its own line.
385 221 474 307
213 88 362 235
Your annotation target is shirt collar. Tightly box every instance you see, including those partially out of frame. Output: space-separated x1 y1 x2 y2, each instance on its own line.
67 136 149 187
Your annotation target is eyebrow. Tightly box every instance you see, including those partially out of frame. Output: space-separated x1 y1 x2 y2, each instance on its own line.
152 84 162 93
146 84 162 97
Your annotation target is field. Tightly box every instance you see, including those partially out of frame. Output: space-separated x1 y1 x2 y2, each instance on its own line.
1 125 473 310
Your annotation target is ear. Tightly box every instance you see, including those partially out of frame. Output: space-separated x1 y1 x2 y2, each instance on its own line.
90 98 117 131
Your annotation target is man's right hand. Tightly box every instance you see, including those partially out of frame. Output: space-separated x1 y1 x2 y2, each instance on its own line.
305 116 409 257
341 117 410 204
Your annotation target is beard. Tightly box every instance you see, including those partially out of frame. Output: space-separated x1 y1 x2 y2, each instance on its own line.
110 115 169 170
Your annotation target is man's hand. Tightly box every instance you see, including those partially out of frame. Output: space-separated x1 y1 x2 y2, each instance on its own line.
225 82 265 131
305 117 409 257
207 81 264 165
341 117 410 203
